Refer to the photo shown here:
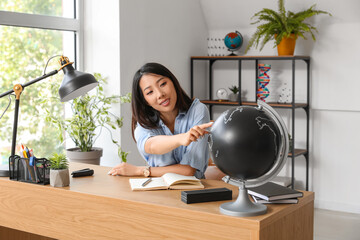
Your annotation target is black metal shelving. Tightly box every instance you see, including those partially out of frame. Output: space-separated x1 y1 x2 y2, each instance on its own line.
190 55 310 190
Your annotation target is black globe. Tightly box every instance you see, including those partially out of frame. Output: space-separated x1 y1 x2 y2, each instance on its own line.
209 106 281 181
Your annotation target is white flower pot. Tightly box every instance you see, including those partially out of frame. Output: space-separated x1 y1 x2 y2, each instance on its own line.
229 93 239 102
50 169 70 187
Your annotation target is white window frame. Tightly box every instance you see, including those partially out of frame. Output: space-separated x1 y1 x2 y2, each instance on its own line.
0 0 84 70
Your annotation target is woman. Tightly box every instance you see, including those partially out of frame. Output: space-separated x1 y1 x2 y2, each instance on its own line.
108 62 212 178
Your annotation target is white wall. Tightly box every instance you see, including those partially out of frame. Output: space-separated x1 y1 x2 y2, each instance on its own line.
119 0 208 166
199 0 360 214
82 0 121 166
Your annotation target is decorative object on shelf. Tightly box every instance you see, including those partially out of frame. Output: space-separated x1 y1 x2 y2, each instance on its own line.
288 133 293 152
216 88 228 101
0 55 98 177
228 85 239 102
207 37 226 56
209 100 289 216
257 64 271 102
49 152 69 187
46 73 131 165
245 0 331 55
224 31 243 56
278 82 292 103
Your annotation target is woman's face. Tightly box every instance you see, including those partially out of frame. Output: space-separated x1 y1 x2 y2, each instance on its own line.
139 74 178 115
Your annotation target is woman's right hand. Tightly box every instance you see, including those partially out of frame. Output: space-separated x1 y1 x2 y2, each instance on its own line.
181 122 213 146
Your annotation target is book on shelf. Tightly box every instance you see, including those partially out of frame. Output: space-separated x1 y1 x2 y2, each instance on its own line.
129 173 204 191
248 182 303 201
251 195 299 204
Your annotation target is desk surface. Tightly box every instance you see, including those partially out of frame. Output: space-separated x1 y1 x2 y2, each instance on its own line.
0 162 314 240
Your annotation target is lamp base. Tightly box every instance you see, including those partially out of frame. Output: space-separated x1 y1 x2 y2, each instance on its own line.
0 164 9 177
220 186 267 217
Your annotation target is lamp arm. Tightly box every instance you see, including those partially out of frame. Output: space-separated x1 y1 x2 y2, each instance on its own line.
0 89 15 99
0 69 60 159
0 70 58 99
23 69 58 88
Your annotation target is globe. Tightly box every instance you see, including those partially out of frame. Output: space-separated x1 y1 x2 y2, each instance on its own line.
209 101 289 217
224 31 243 55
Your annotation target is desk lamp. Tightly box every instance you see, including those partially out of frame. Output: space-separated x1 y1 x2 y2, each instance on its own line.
0 56 98 177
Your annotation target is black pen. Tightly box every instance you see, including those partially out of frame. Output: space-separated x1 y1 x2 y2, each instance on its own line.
142 178 152 187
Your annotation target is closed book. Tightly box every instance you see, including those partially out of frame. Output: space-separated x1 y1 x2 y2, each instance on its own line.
251 195 299 204
248 182 303 201
181 188 232 204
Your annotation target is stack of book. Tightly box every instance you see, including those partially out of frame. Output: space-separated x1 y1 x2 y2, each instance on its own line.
248 182 303 204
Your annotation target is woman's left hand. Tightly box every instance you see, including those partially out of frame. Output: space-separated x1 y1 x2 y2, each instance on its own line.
108 162 141 176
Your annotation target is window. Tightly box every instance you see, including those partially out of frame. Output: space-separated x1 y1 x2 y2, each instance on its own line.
0 0 75 18
0 0 80 164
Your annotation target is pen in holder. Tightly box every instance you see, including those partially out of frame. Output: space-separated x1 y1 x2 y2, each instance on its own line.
9 155 50 185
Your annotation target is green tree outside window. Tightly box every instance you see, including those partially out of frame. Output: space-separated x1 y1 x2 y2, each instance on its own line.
0 0 72 163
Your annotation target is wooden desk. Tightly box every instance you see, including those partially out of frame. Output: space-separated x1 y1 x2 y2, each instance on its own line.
0 162 314 240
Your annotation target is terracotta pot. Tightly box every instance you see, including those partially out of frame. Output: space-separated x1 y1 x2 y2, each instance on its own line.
66 147 103 165
276 34 297 56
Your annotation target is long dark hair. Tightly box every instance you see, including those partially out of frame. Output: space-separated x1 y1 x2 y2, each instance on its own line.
131 63 192 140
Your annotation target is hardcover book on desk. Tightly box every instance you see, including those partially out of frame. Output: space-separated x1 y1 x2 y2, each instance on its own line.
248 182 303 201
251 195 299 204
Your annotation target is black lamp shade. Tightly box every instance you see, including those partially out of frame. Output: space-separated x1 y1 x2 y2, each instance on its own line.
59 64 98 102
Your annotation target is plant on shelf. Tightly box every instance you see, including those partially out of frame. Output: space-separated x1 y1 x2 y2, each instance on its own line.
245 0 331 55
229 85 239 95
49 152 69 187
228 85 239 102
45 73 131 164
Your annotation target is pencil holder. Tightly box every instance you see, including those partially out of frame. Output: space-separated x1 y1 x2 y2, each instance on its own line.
9 155 50 185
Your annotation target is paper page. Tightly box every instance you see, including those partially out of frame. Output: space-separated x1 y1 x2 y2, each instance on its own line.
162 173 200 186
129 177 167 191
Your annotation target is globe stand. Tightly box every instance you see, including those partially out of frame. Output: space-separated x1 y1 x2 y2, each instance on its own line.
227 49 237 56
220 180 267 217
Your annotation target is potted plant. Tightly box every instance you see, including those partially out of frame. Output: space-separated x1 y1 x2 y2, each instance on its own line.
45 73 131 165
49 152 69 187
228 85 239 102
245 0 331 55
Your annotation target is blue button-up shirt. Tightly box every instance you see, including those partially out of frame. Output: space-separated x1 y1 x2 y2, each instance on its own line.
134 99 210 178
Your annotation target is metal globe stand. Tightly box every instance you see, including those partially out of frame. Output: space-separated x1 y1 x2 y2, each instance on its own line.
220 181 267 217
218 100 290 217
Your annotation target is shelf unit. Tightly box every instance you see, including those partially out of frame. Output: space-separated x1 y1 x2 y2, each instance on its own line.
190 55 310 190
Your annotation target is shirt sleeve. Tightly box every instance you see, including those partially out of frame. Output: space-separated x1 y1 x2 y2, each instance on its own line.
134 124 156 161
179 101 210 178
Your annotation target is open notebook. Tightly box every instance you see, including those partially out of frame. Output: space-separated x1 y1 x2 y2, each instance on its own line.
129 173 204 191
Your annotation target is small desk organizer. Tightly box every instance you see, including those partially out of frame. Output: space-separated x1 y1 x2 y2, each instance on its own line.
9 155 50 185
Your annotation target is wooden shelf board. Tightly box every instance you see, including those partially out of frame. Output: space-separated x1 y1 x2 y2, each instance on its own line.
288 149 307 157
191 55 310 60
200 100 308 108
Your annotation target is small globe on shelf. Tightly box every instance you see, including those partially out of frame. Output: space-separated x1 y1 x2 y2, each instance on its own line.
209 100 289 217
224 31 243 56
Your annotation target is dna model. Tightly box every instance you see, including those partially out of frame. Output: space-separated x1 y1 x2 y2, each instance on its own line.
257 64 271 102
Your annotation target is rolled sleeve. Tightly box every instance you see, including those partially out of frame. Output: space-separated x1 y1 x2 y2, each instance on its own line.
179 100 210 178
134 124 156 161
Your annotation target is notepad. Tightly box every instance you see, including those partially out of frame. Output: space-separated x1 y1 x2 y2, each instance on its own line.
129 173 204 191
